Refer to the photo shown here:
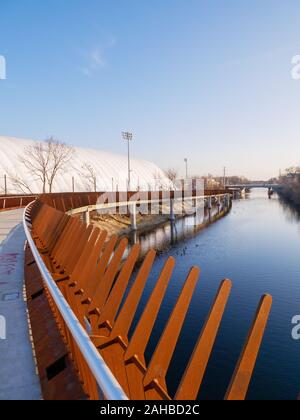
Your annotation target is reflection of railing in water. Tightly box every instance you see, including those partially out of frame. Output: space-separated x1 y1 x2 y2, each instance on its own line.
23 198 273 400
128 198 232 258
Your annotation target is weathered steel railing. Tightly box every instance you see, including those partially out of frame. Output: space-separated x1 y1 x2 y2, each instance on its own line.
24 199 272 400
39 190 230 213
0 190 230 212
0 194 37 210
23 202 128 400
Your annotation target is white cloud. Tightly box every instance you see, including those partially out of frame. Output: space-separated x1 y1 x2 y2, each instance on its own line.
80 38 116 77
0 55 6 80
90 49 106 68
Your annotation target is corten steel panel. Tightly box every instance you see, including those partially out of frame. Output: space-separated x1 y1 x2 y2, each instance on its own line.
26 200 274 400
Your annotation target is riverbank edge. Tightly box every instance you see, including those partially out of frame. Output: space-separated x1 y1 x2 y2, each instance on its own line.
276 183 300 210
92 201 233 241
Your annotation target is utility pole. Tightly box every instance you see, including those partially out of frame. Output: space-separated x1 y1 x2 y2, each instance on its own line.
223 167 226 188
122 132 133 191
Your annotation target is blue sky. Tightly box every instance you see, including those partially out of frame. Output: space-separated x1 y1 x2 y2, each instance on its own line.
1 0 300 179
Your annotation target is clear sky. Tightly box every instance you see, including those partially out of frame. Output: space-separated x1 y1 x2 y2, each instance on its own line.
1 0 300 180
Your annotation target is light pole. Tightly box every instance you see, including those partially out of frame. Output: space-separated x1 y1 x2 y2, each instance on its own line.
122 131 133 191
184 158 188 179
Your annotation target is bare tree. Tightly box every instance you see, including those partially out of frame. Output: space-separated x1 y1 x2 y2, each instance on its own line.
16 138 74 193
5 171 33 194
285 167 300 178
18 141 51 193
45 139 74 192
165 168 178 182
78 162 98 192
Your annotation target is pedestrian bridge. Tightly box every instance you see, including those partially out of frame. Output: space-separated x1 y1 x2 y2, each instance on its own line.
228 183 280 189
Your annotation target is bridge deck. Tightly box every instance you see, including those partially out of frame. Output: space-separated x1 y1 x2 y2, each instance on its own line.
0 209 42 400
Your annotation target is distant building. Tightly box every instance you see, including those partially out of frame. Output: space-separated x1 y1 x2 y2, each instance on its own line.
203 177 222 189
0 136 172 194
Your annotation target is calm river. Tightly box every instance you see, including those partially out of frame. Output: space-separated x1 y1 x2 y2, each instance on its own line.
129 189 300 400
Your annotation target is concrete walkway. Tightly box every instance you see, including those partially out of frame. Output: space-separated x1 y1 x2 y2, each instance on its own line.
0 209 42 400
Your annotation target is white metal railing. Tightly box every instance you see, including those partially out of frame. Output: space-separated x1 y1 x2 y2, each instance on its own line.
23 202 128 401
67 193 231 216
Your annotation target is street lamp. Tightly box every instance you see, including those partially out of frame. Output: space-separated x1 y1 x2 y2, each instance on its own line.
184 158 188 179
122 131 133 190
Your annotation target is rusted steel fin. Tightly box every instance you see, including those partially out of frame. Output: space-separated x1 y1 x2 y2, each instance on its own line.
75 229 107 291
98 243 141 334
142 267 200 400
70 227 101 282
175 279 232 400
66 224 94 275
89 237 129 313
124 257 176 367
109 249 157 341
225 294 272 401
82 235 118 303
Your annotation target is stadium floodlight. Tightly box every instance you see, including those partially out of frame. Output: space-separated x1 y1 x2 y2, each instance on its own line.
122 132 133 190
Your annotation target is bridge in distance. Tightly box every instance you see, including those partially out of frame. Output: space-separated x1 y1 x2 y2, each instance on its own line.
227 183 280 189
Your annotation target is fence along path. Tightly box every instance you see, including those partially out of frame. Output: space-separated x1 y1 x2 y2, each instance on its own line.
25 199 272 400
0 195 37 211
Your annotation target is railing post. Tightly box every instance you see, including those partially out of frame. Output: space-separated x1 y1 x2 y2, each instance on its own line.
216 196 220 213
170 198 175 222
225 194 230 208
130 202 137 231
207 196 212 210
84 209 90 226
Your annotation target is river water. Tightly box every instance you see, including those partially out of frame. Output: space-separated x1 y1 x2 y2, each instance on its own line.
129 189 300 400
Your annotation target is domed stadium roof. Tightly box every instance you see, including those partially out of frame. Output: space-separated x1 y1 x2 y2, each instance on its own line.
0 136 171 194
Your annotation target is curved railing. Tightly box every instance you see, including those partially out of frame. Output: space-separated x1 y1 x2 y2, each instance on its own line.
23 198 272 401
23 202 128 400
66 193 232 230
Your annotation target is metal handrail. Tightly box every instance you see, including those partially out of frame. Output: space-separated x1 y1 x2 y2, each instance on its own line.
67 193 231 216
23 202 128 401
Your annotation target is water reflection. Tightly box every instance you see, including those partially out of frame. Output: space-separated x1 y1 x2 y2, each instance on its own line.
128 204 230 259
124 189 300 400
278 196 300 223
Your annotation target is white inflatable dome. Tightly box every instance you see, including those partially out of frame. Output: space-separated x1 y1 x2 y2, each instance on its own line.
0 136 172 194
